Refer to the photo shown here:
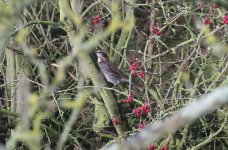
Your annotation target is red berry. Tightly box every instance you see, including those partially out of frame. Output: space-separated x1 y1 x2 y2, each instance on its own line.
132 108 142 117
119 98 132 103
147 144 157 150
222 16 228 24
142 103 151 114
139 71 145 78
150 26 161 36
134 65 139 71
132 108 138 113
137 124 145 130
132 63 139 70
129 65 134 71
128 95 133 102
132 104 151 117
132 71 137 77
203 18 213 25
91 15 101 25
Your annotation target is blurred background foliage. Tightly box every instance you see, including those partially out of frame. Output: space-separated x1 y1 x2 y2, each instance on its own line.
0 0 227 149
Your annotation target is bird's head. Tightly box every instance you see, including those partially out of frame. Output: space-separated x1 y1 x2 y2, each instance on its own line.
96 50 109 62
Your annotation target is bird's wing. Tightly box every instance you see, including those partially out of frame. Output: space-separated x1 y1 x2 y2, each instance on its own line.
105 61 125 77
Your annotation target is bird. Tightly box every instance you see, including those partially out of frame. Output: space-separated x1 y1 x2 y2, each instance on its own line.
96 50 129 85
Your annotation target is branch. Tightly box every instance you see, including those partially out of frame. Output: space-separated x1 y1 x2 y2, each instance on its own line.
103 86 228 150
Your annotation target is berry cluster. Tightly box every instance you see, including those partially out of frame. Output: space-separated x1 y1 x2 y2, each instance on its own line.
137 123 145 130
202 15 228 26
222 16 228 24
147 144 169 150
129 63 139 71
132 103 150 117
91 15 101 25
129 59 145 78
89 15 101 32
150 26 161 36
147 144 157 150
119 95 134 103
203 18 213 25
